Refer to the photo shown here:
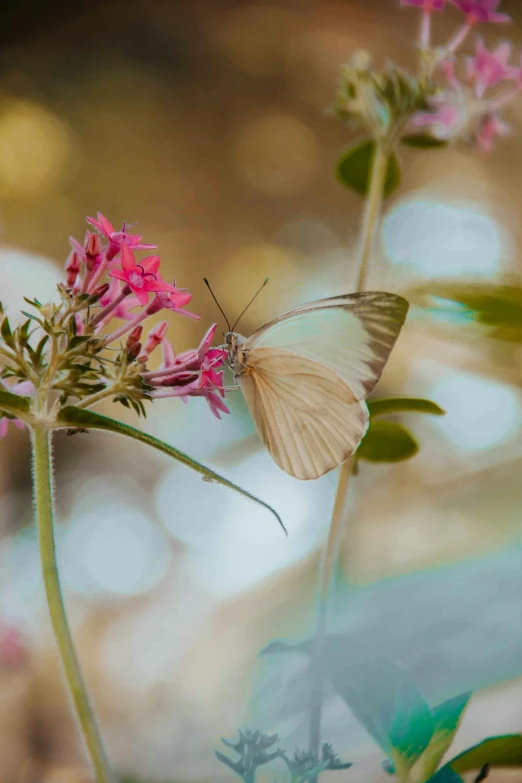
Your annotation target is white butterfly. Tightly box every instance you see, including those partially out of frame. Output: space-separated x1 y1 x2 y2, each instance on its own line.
225 292 409 480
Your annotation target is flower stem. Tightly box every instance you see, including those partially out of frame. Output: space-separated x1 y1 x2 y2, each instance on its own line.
31 425 117 783
308 141 388 772
355 141 389 292
308 459 352 759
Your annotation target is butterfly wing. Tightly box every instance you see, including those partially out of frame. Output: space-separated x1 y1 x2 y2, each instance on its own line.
245 292 408 400
241 348 369 480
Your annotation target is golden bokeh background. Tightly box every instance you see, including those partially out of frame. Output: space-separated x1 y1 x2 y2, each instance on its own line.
0 0 521 781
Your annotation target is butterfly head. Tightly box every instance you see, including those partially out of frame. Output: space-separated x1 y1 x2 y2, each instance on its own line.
225 331 249 376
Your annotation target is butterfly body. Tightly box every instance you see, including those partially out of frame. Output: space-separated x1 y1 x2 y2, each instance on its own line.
224 292 409 480
225 331 250 377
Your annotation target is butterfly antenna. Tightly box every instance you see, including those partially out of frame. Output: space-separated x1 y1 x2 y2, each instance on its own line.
203 278 231 331
231 278 269 331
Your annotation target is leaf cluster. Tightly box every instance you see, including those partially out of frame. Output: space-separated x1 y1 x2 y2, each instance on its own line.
216 731 351 783
335 52 433 141
262 637 522 783
354 397 445 469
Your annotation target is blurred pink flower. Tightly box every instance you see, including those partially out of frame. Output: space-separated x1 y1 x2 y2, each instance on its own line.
475 110 510 150
401 0 446 46
449 0 510 24
0 626 28 668
109 245 179 306
401 0 446 9
410 98 464 137
467 38 516 97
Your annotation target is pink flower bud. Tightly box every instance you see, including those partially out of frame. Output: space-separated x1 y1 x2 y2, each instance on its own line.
125 325 143 357
74 313 84 335
84 232 102 271
90 282 110 302
65 251 81 287
138 321 169 362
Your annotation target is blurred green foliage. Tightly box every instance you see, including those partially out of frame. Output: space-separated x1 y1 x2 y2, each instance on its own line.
408 283 522 342
336 139 401 198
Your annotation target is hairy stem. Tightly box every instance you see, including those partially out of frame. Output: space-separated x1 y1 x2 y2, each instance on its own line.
74 384 120 409
31 425 117 783
308 141 388 771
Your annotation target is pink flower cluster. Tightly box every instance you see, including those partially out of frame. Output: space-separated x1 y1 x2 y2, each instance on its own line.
401 0 520 151
143 324 229 419
66 213 229 419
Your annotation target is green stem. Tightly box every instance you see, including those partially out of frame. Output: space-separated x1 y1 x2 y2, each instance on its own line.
74 384 120 409
31 425 117 783
355 141 389 292
308 141 389 774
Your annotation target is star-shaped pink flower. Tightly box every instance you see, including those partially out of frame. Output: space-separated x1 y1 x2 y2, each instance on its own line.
449 0 510 24
87 212 157 261
467 38 516 97
146 289 199 319
109 244 179 306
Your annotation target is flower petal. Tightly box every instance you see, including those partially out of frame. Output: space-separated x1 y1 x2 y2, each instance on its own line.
120 243 136 274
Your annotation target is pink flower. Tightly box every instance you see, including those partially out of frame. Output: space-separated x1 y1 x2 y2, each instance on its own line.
449 0 510 25
69 232 104 272
146 289 199 319
87 212 157 261
401 0 446 46
467 38 515 98
0 380 34 437
98 280 140 321
109 244 179 306
401 0 446 10
148 324 230 419
410 98 464 138
475 110 510 150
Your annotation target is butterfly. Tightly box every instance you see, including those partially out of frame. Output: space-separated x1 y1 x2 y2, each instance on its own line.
204 280 408 480
220 291 409 480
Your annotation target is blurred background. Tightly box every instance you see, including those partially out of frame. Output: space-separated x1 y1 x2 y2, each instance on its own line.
0 0 521 780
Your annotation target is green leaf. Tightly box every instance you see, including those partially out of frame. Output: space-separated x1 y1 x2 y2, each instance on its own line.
411 693 471 782
450 734 522 773
401 134 449 149
357 420 418 462
426 766 463 783
55 406 285 533
407 282 522 342
1 316 14 348
0 389 31 419
263 635 434 768
336 139 401 198
368 397 445 418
